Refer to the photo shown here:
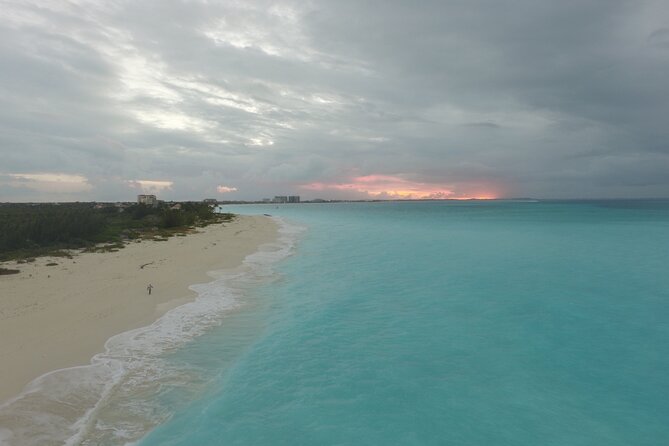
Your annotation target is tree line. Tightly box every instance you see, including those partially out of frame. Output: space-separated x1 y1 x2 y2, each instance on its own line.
0 202 226 259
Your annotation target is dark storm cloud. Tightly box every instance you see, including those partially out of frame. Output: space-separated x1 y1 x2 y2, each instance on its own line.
0 0 667 201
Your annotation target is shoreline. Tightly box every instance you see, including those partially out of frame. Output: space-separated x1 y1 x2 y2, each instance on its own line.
0 215 278 404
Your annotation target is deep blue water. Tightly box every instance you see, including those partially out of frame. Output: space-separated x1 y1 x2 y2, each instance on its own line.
139 200 669 445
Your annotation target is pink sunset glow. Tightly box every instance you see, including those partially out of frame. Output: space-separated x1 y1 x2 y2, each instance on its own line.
300 175 498 200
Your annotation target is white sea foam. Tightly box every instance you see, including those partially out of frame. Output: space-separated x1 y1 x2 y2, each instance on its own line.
0 217 304 446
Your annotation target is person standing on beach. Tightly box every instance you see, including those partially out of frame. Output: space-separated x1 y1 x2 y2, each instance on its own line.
147 284 153 295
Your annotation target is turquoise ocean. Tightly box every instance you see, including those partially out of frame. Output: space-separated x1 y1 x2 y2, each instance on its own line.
2 200 668 445
141 200 669 445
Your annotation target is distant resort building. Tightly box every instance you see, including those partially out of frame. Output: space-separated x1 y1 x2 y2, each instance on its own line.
137 194 158 206
272 195 300 203
203 198 218 204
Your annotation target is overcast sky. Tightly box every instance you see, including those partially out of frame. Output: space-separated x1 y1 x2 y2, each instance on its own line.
1 0 668 201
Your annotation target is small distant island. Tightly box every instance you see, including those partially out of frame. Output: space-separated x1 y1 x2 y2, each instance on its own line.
0 198 233 267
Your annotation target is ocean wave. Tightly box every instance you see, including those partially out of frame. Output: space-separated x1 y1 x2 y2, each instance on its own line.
0 217 304 446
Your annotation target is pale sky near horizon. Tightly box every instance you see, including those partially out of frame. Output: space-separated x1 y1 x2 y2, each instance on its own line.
1 0 668 201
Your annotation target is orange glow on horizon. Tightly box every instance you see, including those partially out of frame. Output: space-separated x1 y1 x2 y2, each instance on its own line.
448 195 498 200
300 175 499 200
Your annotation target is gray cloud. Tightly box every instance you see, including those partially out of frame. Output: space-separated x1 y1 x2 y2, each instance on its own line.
0 0 668 201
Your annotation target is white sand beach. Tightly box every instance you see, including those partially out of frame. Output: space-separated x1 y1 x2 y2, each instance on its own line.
0 215 277 404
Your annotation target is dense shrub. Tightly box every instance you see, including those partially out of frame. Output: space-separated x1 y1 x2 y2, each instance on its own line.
0 202 222 259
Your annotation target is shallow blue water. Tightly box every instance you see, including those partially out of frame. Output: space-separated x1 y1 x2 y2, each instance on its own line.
139 200 669 446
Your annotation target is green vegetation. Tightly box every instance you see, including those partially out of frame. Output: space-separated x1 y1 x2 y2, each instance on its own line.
0 202 234 261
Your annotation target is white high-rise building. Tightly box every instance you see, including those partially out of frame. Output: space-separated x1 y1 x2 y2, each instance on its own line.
137 194 158 206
